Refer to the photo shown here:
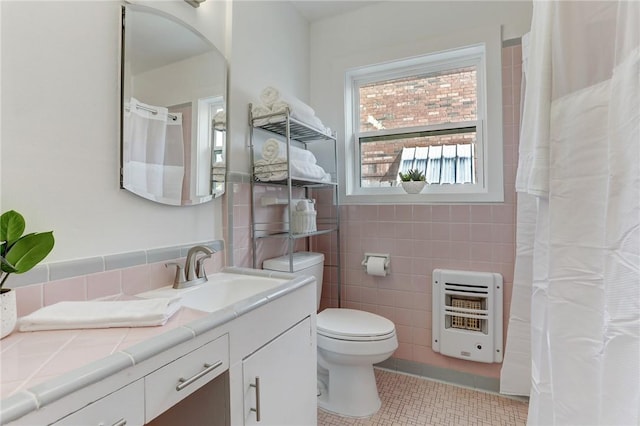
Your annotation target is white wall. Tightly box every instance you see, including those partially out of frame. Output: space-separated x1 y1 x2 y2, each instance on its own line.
308 1 533 200
227 1 310 174
0 0 228 262
0 0 530 263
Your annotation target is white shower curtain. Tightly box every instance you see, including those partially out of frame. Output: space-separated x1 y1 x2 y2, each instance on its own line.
501 1 640 425
123 97 185 205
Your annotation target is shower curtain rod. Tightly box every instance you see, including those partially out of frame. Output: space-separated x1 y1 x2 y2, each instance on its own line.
127 104 178 121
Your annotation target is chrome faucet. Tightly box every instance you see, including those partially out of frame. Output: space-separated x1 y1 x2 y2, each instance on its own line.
166 245 216 289
185 245 214 281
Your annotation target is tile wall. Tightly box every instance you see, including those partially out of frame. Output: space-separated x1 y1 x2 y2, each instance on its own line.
232 42 523 381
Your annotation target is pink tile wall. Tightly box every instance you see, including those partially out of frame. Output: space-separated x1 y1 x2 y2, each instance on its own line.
14 253 226 318
233 182 309 269
230 44 522 380
329 44 521 379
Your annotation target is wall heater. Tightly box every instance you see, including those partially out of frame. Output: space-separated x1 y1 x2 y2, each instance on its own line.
432 269 503 363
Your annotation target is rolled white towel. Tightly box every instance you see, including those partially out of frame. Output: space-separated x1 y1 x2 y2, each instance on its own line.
17 298 183 331
260 138 317 164
213 111 226 124
213 111 226 130
262 138 280 161
260 87 316 118
260 86 280 107
251 104 272 126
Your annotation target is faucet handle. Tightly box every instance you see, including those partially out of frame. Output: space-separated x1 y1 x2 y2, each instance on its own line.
165 262 187 288
195 255 210 280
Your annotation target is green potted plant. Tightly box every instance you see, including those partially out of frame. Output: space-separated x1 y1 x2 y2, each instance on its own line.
1 210 54 338
398 169 427 194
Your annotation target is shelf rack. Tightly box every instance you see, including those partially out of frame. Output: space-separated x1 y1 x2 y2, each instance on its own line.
249 104 341 307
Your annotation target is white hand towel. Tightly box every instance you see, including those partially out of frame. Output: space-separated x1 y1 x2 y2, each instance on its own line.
17 298 183 331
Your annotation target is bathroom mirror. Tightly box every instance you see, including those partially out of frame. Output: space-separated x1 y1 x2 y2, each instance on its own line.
120 4 227 206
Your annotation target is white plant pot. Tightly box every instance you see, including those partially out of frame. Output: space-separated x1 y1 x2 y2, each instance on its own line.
401 181 426 194
1 290 17 339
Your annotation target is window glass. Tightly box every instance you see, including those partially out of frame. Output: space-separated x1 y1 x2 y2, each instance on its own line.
343 29 503 204
358 66 477 132
361 129 477 188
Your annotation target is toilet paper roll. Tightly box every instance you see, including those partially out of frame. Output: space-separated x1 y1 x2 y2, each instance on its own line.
366 256 387 276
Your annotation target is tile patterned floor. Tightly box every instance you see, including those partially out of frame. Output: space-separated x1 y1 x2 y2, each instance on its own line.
318 369 528 426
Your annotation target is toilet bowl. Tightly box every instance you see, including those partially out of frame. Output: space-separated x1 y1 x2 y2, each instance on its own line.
263 252 398 418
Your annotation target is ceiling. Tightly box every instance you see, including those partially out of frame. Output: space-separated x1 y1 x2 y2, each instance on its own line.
290 1 379 22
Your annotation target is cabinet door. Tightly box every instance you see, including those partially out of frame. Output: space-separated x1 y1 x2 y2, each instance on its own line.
243 317 315 426
52 379 144 426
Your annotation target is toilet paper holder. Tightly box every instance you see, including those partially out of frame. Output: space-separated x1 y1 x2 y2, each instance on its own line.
361 253 390 274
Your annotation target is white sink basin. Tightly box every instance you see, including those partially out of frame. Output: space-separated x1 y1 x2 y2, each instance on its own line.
136 272 288 313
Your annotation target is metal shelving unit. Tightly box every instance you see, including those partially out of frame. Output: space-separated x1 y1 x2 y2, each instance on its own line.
249 104 341 307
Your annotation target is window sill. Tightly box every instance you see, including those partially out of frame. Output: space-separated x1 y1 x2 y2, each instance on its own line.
342 186 505 205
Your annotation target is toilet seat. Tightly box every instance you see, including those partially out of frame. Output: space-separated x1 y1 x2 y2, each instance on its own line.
317 308 396 341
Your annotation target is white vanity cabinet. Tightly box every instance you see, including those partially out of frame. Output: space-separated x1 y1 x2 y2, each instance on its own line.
52 380 145 426
242 318 316 426
2 271 317 426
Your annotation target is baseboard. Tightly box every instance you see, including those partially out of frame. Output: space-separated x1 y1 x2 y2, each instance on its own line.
375 357 503 395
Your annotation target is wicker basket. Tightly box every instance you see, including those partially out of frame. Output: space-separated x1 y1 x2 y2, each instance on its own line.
291 211 317 234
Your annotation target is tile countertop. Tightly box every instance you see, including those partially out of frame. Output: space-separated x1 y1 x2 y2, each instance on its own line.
0 267 309 424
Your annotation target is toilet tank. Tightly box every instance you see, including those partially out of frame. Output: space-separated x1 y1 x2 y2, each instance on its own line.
263 252 324 310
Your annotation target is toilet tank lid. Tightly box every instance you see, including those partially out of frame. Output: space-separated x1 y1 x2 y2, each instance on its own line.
317 308 396 338
263 251 324 272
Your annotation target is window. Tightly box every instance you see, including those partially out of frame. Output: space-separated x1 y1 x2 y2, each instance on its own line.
344 37 503 204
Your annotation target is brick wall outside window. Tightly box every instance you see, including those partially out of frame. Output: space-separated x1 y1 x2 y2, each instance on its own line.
359 67 478 185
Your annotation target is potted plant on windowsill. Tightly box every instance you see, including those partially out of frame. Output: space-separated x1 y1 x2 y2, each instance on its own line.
1 210 55 338
398 169 427 194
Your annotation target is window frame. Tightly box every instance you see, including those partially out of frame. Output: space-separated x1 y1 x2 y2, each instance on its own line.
342 29 504 204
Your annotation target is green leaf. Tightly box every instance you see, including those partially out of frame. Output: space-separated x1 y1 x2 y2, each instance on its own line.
4 231 54 274
1 210 26 247
0 254 17 274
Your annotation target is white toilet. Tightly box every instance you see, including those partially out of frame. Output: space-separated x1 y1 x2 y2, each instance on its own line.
263 252 398 418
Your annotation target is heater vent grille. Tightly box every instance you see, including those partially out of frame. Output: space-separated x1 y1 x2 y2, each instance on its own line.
432 269 503 363
450 298 483 331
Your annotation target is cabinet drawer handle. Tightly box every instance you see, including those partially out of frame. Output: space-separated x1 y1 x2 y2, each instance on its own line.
176 360 223 391
250 376 261 422
111 419 127 426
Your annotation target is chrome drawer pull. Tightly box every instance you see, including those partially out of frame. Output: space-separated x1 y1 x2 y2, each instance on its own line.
111 419 127 426
250 376 261 422
176 360 223 391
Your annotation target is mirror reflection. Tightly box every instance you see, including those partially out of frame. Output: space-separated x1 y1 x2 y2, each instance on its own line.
120 4 227 206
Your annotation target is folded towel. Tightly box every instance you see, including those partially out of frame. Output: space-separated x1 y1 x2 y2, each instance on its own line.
17 298 182 331
260 87 316 119
261 138 317 164
254 158 288 181
254 158 331 182
270 101 327 133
